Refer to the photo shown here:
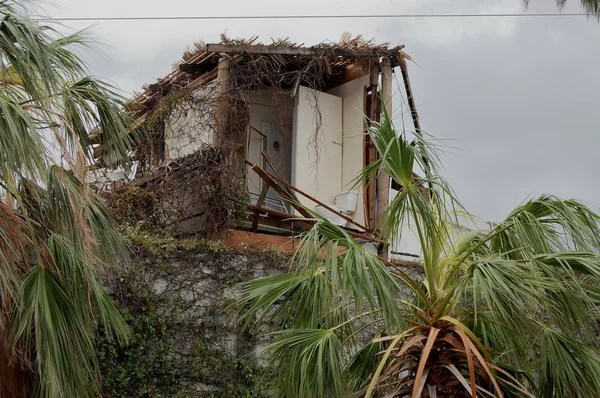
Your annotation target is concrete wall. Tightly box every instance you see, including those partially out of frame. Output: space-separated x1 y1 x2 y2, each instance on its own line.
103 243 288 396
164 86 216 161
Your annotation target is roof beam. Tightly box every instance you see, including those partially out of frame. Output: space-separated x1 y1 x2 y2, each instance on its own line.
206 43 404 58
179 62 218 74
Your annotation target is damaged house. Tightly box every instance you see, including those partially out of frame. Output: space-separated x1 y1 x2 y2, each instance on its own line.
91 34 423 258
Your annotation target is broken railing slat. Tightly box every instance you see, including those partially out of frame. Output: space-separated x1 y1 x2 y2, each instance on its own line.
252 182 271 232
260 151 299 202
247 161 373 234
277 175 372 233
249 163 312 220
246 203 381 244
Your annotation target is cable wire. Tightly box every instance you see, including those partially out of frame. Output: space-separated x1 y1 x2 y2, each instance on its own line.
35 13 595 22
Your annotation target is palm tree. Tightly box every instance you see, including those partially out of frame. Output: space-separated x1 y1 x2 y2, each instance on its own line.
525 0 600 16
239 109 600 397
0 1 132 396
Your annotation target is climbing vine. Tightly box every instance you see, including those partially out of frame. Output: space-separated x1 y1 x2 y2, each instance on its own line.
97 232 288 397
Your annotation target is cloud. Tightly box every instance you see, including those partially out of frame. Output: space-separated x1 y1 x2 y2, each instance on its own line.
47 0 600 221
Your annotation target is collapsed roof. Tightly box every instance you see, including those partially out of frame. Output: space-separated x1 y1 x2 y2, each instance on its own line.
126 34 409 119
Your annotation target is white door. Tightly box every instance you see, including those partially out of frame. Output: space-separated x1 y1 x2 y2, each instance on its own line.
292 86 343 211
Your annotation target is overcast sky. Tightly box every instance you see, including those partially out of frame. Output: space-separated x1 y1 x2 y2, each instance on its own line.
46 0 600 222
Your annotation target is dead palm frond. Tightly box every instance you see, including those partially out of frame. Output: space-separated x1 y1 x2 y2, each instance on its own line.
0 1 131 396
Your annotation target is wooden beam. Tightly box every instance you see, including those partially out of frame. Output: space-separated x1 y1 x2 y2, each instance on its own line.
397 50 432 186
378 57 393 214
249 163 311 218
179 63 218 74
378 57 393 259
246 204 312 230
245 204 380 244
397 51 421 135
364 58 380 230
207 43 404 58
248 162 372 233
261 151 298 202
251 182 271 232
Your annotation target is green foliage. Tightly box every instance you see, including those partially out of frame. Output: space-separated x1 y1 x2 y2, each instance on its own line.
106 187 164 231
0 1 133 396
524 0 600 18
240 110 600 397
97 311 185 397
121 226 229 256
97 241 284 397
104 162 248 238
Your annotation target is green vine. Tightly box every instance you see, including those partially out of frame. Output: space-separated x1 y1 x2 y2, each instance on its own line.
97 235 288 397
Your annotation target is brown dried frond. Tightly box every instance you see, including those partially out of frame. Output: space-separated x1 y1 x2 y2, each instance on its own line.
0 202 30 266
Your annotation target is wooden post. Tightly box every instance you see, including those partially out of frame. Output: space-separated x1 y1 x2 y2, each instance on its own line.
364 58 380 231
217 56 231 93
215 56 231 143
377 57 393 259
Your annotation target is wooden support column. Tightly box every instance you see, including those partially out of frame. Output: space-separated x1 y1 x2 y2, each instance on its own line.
215 56 231 143
364 58 380 230
377 57 393 259
217 56 231 92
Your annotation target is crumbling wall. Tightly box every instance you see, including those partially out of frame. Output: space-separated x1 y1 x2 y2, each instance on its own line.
95 229 425 397
98 235 288 397
164 84 217 161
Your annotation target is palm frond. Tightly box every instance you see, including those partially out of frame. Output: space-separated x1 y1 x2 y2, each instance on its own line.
267 329 345 398
524 0 600 18
11 265 97 397
539 328 600 397
239 48 600 398
0 2 131 395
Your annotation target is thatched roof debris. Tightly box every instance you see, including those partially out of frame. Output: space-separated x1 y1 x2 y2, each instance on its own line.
127 34 406 118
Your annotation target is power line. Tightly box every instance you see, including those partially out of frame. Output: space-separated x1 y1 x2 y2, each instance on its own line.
34 13 595 22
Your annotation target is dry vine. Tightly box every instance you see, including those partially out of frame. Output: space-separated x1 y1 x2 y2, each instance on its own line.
107 34 392 236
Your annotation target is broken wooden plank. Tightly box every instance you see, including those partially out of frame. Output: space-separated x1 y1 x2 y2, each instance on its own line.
246 203 313 231
246 204 381 244
249 163 312 219
378 56 393 259
261 151 298 203
179 62 218 74
207 43 404 58
248 161 372 233
397 51 421 135
251 182 271 232
364 58 380 230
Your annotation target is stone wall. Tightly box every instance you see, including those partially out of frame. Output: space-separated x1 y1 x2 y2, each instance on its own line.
97 233 424 397
98 237 288 397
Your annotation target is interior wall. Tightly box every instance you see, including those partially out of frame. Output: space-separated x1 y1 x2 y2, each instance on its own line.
246 92 294 203
292 86 343 211
164 85 215 161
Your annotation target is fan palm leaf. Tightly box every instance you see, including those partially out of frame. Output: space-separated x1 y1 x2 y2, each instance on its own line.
0 1 131 396
240 104 600 396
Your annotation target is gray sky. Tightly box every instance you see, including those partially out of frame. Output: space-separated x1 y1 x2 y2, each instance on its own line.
48 0 600 222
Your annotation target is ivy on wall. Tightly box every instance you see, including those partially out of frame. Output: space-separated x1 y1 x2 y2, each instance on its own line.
96 232 287 397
